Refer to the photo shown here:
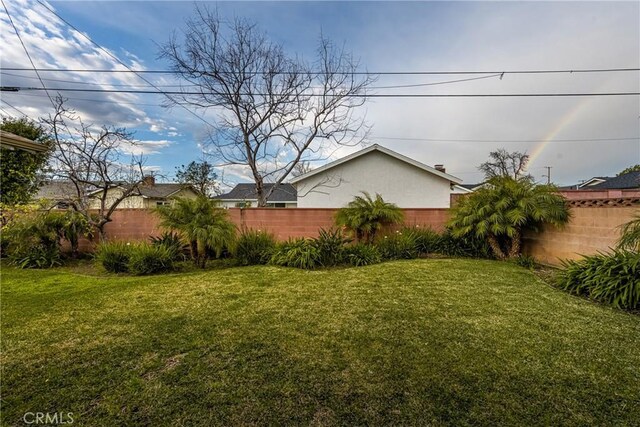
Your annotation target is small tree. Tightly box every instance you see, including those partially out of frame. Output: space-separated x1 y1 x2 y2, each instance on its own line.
335 192 404 244
0 117 53 206
175 161 219 196
155 196 236 268
43 96 146 240
448 176 570 260
479 149 531 180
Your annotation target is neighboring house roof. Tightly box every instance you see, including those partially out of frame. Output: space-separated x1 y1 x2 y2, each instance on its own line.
34 181 80 200
590 171 640 190
137 183 191 198
36 181 194 200
289 144 463 185
0 130 48 153
458 183 488 191
214 183 297 202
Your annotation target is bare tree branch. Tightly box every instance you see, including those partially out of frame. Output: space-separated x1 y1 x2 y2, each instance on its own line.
160 7 374 206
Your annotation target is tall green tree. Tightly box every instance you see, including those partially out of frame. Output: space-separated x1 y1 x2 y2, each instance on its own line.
448 176 570 260
0 118 53 205
175 161 219 196
335 192 404 243
155 196 236 268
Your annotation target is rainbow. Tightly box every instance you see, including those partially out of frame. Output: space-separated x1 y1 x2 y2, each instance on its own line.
527 96 595 167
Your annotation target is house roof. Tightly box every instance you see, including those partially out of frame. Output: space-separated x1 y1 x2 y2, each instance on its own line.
0 130 49 153
214 183 297 202
36 181 193 200
590 171 640 190
289 144 463 185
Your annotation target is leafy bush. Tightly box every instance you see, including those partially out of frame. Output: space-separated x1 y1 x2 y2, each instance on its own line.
312 228 351 266
235 229 276 266
270 238 322 269
343 243 382 267
150 231 187 261
95 241 133 273
407 227 441 254
511 254 537 269
557 249 640 310
377 231 419 260
3 211 62 268
434 230 494 259
617 212 640 251
10 242 62 269
128 244 175 275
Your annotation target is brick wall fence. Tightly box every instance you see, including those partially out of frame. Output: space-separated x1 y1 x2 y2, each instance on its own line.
78 193 639 266
522 197 639 265
80 208 450 250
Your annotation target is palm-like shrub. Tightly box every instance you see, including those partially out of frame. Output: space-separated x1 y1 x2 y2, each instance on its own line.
448 177 570 260
155 196 236 268
617 212 640 252
335 192 404 243
312 228 352 266
270 238 322 269
235 229 276 266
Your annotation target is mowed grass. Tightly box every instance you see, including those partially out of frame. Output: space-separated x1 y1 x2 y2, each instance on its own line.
2 259 639 426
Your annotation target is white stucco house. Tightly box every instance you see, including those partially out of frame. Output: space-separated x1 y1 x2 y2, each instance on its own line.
290 144 463 208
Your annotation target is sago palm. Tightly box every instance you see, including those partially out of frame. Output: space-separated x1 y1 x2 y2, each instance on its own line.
155 196 236 268
617 211 640 252
335 192 404 243
448 177 570 260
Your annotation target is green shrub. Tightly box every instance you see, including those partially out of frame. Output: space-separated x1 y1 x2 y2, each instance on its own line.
150 231 187 261
434 230 493 259
344 243 382 267
128 244 175 275
511 254 537 269
377 231 419 260
235 229 276 265
95 241 133 273
313 228 351 266
270 238 322 269
407 227 441 254
557 249 640 310
10 242 62 269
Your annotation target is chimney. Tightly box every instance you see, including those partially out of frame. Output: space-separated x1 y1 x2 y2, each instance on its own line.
142 175 155 186
434 164 446 173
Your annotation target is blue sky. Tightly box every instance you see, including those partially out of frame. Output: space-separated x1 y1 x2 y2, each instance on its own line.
2 0 639 187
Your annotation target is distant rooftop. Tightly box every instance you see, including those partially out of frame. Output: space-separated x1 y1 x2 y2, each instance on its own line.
214 183 297 202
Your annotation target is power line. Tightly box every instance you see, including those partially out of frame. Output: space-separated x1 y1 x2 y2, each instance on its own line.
34 0 217 129
4 86 639 97
2 67 639 75
1 70 506 90
1 99 29 117
1 0 56 108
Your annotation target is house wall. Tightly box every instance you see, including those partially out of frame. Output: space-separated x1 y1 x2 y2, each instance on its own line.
88 190 146 209
294 150 454 208
218 201 297 209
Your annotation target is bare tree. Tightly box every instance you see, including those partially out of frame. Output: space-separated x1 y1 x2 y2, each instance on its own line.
479 149 531 180
160 7 374 206
43 96 146 240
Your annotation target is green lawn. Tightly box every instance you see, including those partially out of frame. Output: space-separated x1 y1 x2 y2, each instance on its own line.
2 259 639 426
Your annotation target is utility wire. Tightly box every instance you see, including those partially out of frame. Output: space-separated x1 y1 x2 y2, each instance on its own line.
34 0 217 129
1 70 506 90
1 98 29 117
2 67 639 75
1 0 56 109
5 86 639 97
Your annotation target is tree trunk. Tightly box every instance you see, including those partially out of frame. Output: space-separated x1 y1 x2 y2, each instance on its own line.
487 234 506 260
508 229 522 259
255 179 266 207
190 240 198 265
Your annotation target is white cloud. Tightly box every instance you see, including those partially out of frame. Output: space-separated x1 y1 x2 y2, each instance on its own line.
120 139 172 155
